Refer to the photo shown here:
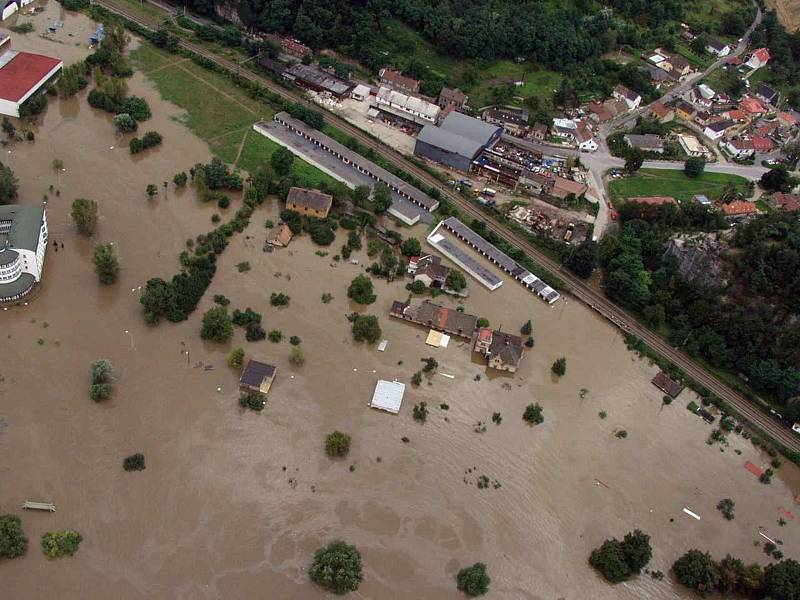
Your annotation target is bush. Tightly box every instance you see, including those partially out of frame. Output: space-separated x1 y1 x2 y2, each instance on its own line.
413 402 428 423
289 335 301 345
522 403 544 425
717 498 735 520
589 530 652 583
90 383 113 401
410 280 427 294
239 392 264 411
352 314 381 343
246 323 266 342
118 96 151 121
309 541 362 594
113 113 137 133
41 530 82 558
200 306 233 343
232 308 261 326
401 237 421 256
268 329 283 343
123 453 145 471
325 431 351 457
228 347 245 369
521 320 532 335
446 270 467 292
551 357 566 376
270 292 290 306
309 222 335 246
347 274 376 304
476 318 489 328
90 359 113 401
173 172 188 187
456 562 490 597
0 514 28 558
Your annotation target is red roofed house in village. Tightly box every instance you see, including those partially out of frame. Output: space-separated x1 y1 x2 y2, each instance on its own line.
650 101 674 122
746 47 770 70
0 36 63 118
378 68 420 95
778 112 797 128
750 135 774 153
722 200 758 219
726 55 744 66
739 97 766 116
726 109 747 123
771 192 800 212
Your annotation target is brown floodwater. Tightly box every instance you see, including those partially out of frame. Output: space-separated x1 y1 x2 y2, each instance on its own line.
1 9 799 600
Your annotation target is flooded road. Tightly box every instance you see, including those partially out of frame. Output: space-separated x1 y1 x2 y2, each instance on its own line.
1 8 799 599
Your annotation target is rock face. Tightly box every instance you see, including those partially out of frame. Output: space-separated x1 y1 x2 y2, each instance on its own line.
665 233 729 287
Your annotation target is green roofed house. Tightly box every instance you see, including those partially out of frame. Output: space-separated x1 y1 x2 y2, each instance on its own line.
0 203 48 302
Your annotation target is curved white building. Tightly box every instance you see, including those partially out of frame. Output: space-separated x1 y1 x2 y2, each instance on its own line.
0 204 47 302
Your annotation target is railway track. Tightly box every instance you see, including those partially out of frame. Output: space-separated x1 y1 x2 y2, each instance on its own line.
97 0 800 453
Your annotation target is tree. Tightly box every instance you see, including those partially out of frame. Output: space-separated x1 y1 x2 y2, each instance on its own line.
410 280 427 294
673 550 720 595
566 240 598 278
0 514 28 558
413 401 428 422
113 113 137 133
456 562 490 597
270 146 294 175
123 453 145 471
309 541 363 594
173 172 188 187
347 274 376 304
0 163 18 204
522 403 544 425
239 392 264 411
760 168 795 193
446 270 467 292
352 314 381 343
620 530 651 574
353 185 370 206
401 237 421 256
624 149 644 174
372 183 392 213
421 357 438 372
325 431 351 457
684 157 706 178
119 96 151 121
228 347 245 369
146 183 158 198
690 33 708 55
70 198 98 236
309 222 335 245
718 555 744 595
521 320 532 335
41 530 82 558
476 318 489 328
200 306 233 343
716 498 735 520
93 243 119 284
590 539 631 583
552 357 567 376
763 559 800 600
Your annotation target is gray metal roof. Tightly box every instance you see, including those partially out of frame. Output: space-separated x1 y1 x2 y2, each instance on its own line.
0 204 45 252
0 272 34 301
439 111 501 144
416 125 484 160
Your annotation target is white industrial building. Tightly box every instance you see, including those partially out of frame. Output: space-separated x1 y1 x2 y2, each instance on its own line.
0 203 48 302
374 86 440 125
0 36 63 118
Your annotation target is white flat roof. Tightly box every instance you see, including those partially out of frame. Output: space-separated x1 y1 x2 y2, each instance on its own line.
370 380 405 414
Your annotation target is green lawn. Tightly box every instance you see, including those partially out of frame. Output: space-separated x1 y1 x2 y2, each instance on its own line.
236 130 338 188
609 169 750 205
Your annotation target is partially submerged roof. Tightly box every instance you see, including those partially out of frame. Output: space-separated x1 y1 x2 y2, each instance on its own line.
287 186 332 213
239 360 276 391
370 380 405 414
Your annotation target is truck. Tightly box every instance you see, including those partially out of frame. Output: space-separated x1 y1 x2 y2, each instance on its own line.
482 187 497 197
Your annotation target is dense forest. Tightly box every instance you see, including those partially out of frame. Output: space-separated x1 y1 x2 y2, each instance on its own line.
600 210 800 415
181 0 743 72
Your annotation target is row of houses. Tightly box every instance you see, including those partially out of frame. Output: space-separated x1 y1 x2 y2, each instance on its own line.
389 299 526 372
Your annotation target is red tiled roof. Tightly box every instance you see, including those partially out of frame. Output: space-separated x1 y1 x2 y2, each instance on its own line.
778 111 797 126
739 97 765 114
727 109 747 121
772 192 800 212
726 55 743 65
751 48 770 63
0 51 62 102
750 135 774 152
722 200 758 216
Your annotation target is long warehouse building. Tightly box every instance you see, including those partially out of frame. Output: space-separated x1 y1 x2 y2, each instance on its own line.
428 217 560 303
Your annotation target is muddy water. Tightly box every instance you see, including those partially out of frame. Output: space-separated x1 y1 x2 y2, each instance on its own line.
2 12 800 600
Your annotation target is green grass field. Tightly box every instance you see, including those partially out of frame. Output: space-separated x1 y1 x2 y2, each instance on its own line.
131 44 335 183
609 169 749 205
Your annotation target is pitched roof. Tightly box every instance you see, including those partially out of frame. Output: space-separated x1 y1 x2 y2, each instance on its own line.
439 111 501 144
668 55 691 70
414 255 449 282
750 47 770 63
739 97 766 114
726 55 744 65
722 200 758 216
750 135 774 152
727 109 747 121
624 133 665 149
483 106 529 125
650 101 672 118
439 87 467 104
706 37 727 51
756 82 778 102
0 204 45 252
778 111 797 126
772 192 800 211
587 101 614 122
613 84 640 102
706 119 735 132
0 50 62 102
676 100 696 115
286 187 333 213
379 68 420 92
239 360 276 389
488 329 524 368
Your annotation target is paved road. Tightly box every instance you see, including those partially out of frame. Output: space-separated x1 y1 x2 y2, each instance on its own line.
96 0 800 453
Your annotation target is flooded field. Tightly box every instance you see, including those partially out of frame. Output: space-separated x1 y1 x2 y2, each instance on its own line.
2 8 799 599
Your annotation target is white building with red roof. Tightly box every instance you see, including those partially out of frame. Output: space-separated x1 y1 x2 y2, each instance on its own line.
746 48 770 70
0 36 62 118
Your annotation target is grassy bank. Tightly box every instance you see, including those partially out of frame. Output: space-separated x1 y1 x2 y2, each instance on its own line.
609 169 749 205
